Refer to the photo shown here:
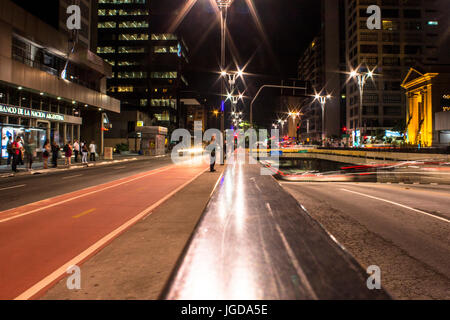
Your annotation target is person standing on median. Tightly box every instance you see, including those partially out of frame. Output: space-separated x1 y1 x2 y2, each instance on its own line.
64 141 73 167
11 136 21 173
82 141 89 165
6 136 13 166
73 139 80 163
89 141 97 162
51 141 59 168
24 136 36 171
209 135 217 173
43 140 50 169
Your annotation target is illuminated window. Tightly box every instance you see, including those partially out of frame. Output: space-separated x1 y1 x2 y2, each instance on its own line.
117 61 139 66
104 59 115 66
140 99 148 106
119 34 149 41
119 9 149 16
382 20 399 31
98 9 117 16
97 46 115 54
98 21 116 28
151 99 176 108
119 21 149 28
154 46 168 53
150 72 177 79
154 111 170 121
118 47 145 53
117 86 134 92
117 71 147 79
151 34 177 40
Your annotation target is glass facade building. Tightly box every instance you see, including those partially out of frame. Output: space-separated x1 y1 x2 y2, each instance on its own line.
95 0 189 141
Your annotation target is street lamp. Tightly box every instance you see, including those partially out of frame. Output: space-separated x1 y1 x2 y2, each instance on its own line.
217 0 234 136
349 67 375 139
314 93 332 145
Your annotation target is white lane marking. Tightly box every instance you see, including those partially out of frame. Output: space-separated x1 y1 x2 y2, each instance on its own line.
0 165 174 224
14 167 208 300
114 166 126 170
210 171 224 198
62 174 83 180
0 184 26 191
341 188 449 223
265 203 318 300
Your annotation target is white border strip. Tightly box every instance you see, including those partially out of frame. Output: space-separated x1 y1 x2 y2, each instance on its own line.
15 167 208 300
341 188 449 223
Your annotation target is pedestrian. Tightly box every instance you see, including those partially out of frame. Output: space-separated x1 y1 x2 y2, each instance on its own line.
82 142 89 165
73 139 80 163
89 141 97 162
209 136 217 173
24 136 37 171
11 136 21 172
64 141 73 167
43 140 50 169
18 136 25 165
51 141 59 168
6 136 12 165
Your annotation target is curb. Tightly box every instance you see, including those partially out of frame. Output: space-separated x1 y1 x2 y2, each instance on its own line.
0 156 167 179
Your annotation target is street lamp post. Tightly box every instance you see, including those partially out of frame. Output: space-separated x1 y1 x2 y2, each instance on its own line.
314 94 331 145
350 69 374 139
217 1 233 135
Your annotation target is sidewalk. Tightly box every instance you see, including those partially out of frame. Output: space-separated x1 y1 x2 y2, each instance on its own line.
37 165 224 300
0 153 167 178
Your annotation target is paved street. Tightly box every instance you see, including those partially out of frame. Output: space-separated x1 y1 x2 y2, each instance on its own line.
0 156 171 211
281 182 450 299
0 156 208 299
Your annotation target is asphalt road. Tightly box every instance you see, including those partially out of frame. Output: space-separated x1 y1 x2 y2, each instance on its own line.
0 156 173 211
0 156 208 299
281 181 450 299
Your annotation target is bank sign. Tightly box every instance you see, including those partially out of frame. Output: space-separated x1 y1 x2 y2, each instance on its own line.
0 103 65 121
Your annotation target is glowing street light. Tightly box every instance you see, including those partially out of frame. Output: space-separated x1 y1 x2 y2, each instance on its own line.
314 93 332 145
349 67 376 138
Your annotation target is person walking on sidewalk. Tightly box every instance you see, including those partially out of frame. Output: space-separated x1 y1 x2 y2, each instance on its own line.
24 136 36 171
43 140 50 169
81 142 89 165
64 141 73 167
11 137 21 173
209 136 217 172
6 136 13 166
89 141 97 162
18 136 25 166
73 140 80 163
51 141 59 168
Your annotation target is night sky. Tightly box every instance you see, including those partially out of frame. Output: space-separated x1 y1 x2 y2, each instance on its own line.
14 0 321 127
174 0 321 127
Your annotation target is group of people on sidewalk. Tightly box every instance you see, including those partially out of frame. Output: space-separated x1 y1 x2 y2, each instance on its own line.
6 136 98 172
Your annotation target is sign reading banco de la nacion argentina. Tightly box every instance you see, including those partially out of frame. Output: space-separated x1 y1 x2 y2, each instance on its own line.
0 103 65 121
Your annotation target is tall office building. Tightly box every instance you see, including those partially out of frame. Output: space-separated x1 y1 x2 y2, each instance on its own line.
298 0 346 142
345 0 448 138
95 0 189 145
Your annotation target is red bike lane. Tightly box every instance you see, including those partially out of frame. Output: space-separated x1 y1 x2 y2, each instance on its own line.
0 163 207 300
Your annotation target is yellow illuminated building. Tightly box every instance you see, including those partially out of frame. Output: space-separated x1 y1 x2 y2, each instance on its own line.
401 67 450 147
